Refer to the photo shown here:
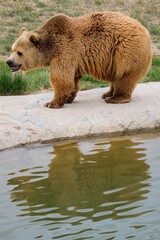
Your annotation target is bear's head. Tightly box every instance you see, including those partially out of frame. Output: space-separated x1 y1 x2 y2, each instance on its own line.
6 28 48 72
6 14 73 72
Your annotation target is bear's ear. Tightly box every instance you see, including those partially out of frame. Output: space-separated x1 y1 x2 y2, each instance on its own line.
19 27 28 36
29 34 40 47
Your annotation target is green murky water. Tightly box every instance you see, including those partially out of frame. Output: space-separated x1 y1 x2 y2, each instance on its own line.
0 132 160 240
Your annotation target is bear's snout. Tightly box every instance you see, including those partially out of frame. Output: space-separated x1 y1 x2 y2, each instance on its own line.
6 60 13 67
6 60 22 72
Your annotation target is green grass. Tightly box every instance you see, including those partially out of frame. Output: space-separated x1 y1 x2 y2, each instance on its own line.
81 76 108 90
144 57 160 82
0 56 160 95
0 62 27 95
0 62 50 95
22 69 50 92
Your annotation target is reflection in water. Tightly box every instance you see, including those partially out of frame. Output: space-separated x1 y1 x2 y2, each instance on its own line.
5 138 153 239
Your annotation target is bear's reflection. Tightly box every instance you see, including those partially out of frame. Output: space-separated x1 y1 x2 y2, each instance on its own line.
8 139 150 221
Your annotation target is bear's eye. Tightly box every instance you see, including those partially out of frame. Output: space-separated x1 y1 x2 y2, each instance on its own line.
17 51 23 56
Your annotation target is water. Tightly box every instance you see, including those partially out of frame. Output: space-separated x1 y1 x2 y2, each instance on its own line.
0 132 160 240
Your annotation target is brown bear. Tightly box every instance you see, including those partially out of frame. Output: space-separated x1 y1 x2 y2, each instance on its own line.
6 11 152 108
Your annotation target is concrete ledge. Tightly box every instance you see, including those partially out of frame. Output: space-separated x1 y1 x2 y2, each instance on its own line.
0 82 160 151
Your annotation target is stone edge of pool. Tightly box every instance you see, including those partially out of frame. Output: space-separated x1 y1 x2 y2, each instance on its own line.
0 82 160 151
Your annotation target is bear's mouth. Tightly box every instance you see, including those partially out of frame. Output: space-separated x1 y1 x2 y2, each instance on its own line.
10 64 22 72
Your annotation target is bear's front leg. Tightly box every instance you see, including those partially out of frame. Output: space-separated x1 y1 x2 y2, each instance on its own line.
44 92 70 109
66 73 81 104
44 100 65 109
45 69 75 108
44 61 76 108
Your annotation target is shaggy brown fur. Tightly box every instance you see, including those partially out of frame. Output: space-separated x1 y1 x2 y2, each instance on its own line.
7 11 152 108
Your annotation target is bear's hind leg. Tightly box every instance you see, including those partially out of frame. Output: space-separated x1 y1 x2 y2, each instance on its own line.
105 96 131 104
104 73 137 104
102 83 114 100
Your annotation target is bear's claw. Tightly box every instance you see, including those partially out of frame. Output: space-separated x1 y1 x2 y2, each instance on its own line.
44 101 63 109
